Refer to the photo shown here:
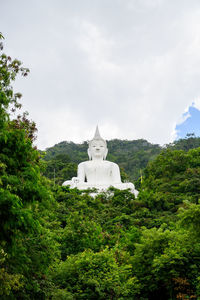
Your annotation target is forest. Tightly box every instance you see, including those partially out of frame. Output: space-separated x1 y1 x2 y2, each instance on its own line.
1 33 200 299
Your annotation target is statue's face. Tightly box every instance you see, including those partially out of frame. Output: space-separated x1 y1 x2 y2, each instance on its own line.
89 140 107 159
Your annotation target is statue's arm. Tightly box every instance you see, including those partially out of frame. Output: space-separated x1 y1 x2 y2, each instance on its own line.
77 162 86 183
112 163 121 183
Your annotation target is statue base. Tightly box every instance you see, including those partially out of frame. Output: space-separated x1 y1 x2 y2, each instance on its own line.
62 179 139 198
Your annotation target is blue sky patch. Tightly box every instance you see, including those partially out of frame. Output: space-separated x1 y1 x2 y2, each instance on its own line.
176 106 200 139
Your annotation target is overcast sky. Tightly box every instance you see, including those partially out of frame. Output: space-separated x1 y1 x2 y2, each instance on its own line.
1 0 200 149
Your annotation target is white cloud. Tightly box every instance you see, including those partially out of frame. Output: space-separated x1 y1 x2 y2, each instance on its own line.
193 98 200 111
77 20 119 74
1 0 200 149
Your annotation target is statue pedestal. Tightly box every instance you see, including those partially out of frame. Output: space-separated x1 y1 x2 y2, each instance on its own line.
62 179 139 198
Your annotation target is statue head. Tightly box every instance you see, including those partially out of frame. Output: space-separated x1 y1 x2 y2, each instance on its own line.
88 126 108 160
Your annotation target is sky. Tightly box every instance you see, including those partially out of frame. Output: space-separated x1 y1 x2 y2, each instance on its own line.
176 104 200 139
1 0 200 150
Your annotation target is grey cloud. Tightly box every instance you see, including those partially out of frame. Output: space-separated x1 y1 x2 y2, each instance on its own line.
1 0 200 148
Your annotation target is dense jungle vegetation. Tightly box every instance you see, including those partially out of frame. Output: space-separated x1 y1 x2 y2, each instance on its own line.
1 34 200 299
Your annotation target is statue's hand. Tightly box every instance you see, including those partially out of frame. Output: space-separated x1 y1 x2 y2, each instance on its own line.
72 177 79 184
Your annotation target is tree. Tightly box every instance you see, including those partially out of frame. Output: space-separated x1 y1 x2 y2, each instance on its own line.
139 148 200 214
53 248 140 299
0 33 59 299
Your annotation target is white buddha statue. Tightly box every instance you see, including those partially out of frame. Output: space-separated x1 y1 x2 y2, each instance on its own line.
62 126 138 197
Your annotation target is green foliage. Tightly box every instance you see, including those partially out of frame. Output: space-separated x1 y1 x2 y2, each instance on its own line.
0 34 60 299
42 154 77 185
0 248 23 297
49 142 200 299
140 148 200 214
53 248 140 299
131 224 198 299
61 212 104 257
168 133 200 151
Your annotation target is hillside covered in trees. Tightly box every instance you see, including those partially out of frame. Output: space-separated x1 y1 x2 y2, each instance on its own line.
1 34 200 299
43 134 200 186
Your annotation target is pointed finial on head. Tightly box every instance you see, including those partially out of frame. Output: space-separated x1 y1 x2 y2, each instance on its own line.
93 125 102 140
89 125 107 147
